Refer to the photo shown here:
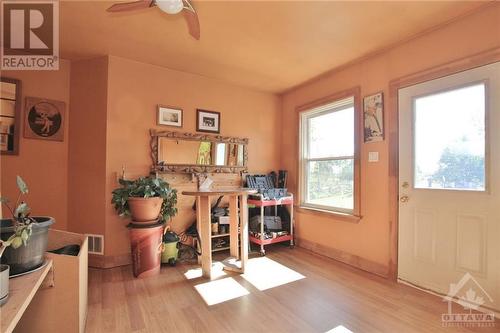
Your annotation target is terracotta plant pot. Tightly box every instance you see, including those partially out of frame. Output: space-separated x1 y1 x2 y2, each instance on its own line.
127 197 163 222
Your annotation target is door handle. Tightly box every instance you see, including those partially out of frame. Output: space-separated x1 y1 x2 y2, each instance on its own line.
400 195 410 203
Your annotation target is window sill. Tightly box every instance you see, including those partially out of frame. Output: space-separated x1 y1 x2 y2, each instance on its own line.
296 206 362 223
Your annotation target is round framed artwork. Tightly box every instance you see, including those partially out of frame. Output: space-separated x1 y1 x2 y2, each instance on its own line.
24 97 65 141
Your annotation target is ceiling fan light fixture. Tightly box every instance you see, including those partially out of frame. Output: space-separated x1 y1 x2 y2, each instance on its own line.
156 0 184 14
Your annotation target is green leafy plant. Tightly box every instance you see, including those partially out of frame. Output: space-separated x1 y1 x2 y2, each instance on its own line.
111 176 178 222
0 176 34 257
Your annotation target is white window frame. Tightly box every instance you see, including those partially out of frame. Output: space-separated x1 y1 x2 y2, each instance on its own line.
298 91 360 217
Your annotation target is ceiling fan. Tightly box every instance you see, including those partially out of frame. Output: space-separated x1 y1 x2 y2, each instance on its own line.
106 0 200 40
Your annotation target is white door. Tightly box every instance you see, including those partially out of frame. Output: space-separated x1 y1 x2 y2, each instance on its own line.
398 62 500 312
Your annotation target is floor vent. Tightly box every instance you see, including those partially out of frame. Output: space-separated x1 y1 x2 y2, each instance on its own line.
86 234 104 255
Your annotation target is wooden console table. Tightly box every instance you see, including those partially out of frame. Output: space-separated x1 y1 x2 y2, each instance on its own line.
182 189 256 279
1 260 53 333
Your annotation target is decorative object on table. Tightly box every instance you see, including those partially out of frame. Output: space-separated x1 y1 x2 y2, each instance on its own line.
246 173 288 200
363 92 384 143
161 228 180 266
0 77 21 155
196 109 220 133
112 176 177 278
157 105 183 128
0 176 54 277
199 175 213 191
111 176 178 223
24 97 65 141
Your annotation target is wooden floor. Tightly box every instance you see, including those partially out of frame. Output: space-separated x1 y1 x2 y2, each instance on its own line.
86 246 500 333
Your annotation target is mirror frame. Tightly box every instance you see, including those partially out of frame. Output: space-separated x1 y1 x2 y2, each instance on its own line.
0 77 21 156
150 129 249 174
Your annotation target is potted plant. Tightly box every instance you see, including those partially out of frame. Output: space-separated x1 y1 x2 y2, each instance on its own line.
112 176 178 223
0 176 54 277
112 176 178 278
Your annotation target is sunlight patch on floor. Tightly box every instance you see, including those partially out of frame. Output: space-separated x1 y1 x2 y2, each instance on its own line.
242 257 305 291
325 325 354 333
194 277 250 306
184 262 227 280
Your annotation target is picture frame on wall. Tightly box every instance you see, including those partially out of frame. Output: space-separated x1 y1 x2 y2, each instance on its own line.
24 97 65 141
196 109 220 134
157 105 183 128
363 92 384 143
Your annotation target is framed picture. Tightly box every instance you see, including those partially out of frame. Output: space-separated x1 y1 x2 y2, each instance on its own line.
24 97 65 141
157 105 183 128
363 92 384 143
196 109 220 133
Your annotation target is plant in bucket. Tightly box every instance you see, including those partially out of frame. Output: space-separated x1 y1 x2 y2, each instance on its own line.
112 176 177 278
0 176 54 305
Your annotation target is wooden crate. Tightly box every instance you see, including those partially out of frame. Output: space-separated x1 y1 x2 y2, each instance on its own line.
15 229 88 333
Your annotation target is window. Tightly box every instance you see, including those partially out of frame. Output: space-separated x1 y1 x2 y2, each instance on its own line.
413 83 486 191
299 95 359 215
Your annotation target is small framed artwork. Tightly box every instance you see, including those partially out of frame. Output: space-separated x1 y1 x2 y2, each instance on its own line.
363 92 384 143
157 105 183 128
196 109 220 134
24 97 65 141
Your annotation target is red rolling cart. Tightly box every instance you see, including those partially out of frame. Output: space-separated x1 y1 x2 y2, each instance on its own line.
247 193 294 255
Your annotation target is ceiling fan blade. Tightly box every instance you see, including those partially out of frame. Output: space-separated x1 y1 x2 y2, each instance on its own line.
106 0 154 12
182 0 200 40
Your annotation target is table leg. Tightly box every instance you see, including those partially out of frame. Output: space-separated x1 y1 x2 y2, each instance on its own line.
198 196 212 278
229 195 239 259
196 197 202 264
239 194 249 272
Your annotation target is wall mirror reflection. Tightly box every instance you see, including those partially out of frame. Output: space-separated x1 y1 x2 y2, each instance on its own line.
0 78 21 155
150 130 248 173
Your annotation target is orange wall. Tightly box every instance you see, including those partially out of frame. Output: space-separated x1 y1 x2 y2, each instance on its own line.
1 60 71 230
67 57 109 237
104 55 282 256
280 4 500 271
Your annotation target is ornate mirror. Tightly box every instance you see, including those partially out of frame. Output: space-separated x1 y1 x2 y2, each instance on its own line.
0 78 21 155
150 129 248 173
